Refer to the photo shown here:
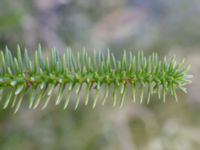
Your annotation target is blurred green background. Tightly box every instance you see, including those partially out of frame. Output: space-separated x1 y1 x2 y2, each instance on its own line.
0 0 199 150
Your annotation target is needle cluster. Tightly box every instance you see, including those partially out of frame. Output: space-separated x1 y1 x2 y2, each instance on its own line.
0 46 192 112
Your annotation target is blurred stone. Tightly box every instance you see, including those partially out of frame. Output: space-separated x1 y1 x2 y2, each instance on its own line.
33 0 71 12
187 52 200 103
76 0 126 10
90 8 158 49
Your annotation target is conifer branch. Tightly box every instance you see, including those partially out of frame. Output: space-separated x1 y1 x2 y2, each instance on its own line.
0 46 192 112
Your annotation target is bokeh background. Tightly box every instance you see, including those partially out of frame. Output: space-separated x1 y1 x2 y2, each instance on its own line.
0 0 200 150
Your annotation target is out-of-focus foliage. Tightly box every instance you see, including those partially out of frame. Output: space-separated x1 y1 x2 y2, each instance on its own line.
0 0 199 150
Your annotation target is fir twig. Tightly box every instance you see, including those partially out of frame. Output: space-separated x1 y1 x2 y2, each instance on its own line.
0 47 192 112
